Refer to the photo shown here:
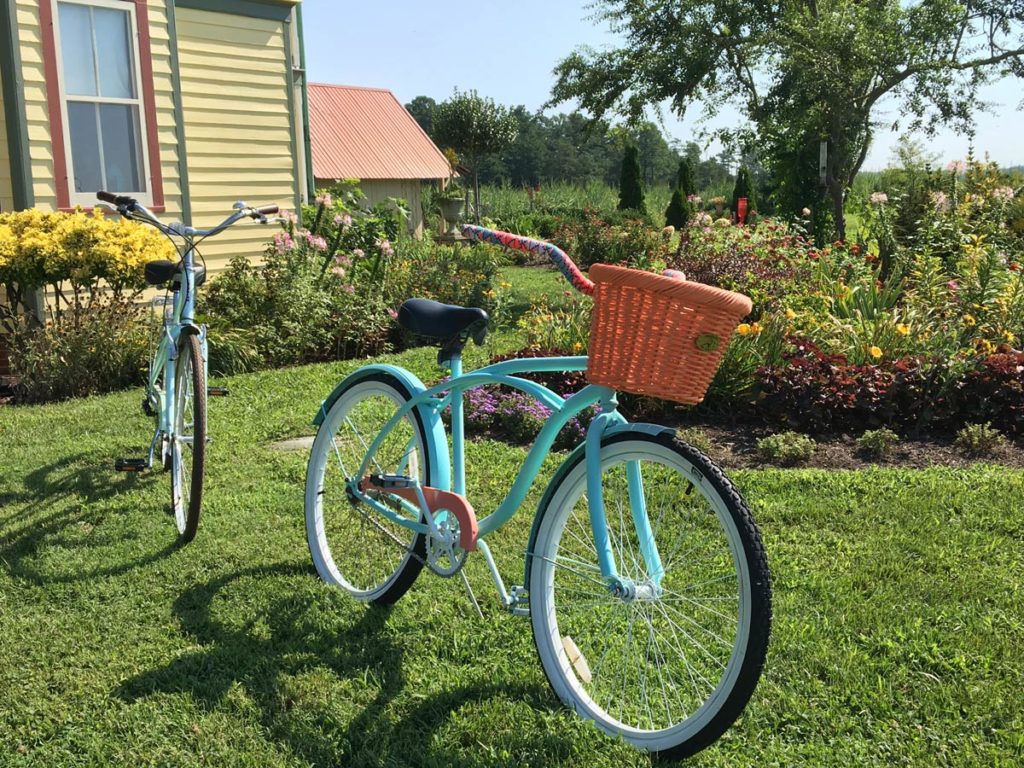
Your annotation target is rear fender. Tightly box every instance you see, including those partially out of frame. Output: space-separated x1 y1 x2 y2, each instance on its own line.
314 364 451 492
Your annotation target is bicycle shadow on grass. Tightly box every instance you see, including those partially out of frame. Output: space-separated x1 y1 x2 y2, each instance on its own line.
0 453 177 585
116 563 573 767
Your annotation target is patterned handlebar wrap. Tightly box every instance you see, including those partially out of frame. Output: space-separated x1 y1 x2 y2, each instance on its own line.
461 224 595 296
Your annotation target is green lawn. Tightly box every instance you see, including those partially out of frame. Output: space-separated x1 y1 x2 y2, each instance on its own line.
2 343 1023 767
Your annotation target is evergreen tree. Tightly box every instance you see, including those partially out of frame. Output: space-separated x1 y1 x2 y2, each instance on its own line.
664 186 689 228
665 158 695 227
617 144 646 213
732 166 755 218
676 157 696 197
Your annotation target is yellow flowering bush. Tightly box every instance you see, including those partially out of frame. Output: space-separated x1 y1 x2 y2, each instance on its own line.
0 207 175 321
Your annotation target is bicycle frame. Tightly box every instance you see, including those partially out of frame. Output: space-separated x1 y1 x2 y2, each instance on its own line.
325 353 666 596
144 242 207 466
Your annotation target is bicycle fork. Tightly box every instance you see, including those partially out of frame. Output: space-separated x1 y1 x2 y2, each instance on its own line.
585 403 665 596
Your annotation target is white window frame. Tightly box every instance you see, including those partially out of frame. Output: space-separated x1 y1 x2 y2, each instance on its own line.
51 0 153 207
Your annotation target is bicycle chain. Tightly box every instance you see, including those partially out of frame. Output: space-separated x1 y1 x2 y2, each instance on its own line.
344 486 467 577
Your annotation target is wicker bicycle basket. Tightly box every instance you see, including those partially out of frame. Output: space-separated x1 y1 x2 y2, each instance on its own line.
586 264 753 405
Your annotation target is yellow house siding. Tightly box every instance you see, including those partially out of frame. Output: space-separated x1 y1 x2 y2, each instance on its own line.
175 6 298 272
0 82 12 211
16 0 55 209
144 0 184 225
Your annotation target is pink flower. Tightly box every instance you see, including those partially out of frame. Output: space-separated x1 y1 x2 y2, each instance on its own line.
946 280 959 292
352 248 364 259
342 284 355 294
992 186 1015 202
869 192 888 205
931 191 949 212
304 232 327 251
947 160 966 173
686 194 702 204
331 266 346 278
316 193 333 208
334 213 353 229
273 232 294 253
334 253 352 267
281 209 299 225
376 238 394 258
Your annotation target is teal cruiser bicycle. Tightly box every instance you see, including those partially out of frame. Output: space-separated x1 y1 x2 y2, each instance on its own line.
100 191 280 543
304 225 772 758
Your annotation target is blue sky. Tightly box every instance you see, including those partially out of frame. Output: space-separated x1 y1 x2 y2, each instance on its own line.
301 0 1023 171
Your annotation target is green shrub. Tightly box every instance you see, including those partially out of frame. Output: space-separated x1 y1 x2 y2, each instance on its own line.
664 186 690 229
552 209 669 270
617 144 646 214
857 428 900 459
757 431 817 466
954 422 1007 456
675 427 712 454
10 297 151 403
202 196 500 369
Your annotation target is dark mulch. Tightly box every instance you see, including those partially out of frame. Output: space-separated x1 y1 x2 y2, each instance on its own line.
673 419 1024 471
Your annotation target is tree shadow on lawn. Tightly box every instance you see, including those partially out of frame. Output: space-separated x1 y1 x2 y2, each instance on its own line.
0 453 177 585
117 563 573 767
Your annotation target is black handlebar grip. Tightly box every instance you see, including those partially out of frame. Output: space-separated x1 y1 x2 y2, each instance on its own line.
97 191 137 207
254 205 279 215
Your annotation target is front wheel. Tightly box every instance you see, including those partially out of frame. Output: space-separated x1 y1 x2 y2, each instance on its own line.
171 333 206 543
528 431 771 759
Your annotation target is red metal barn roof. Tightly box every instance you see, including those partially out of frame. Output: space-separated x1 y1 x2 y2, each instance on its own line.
308 83 451 181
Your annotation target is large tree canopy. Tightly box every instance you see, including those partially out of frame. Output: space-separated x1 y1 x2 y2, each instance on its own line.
550 0 1024 238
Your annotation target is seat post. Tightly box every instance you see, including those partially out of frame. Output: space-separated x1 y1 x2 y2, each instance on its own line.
447 353 466 496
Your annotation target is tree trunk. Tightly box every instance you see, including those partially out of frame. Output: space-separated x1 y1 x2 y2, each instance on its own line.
473 170 481 225
829 180 846 241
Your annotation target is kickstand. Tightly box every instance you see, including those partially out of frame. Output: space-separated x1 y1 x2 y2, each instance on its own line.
460 569 484 619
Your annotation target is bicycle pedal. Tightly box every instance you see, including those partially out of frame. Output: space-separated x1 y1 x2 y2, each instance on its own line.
207 387 230 397
141 398 155 417
115 458 148 472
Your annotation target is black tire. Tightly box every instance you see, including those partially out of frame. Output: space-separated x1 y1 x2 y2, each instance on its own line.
304 371 432 605
528 430 771 760
171 333 206 543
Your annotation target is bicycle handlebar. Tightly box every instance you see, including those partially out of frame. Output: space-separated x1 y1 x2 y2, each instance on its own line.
97 190 136 207
461 225 595 296
96 191 279 239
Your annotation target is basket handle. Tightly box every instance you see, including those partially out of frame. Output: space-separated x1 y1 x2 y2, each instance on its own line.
461 225 595 296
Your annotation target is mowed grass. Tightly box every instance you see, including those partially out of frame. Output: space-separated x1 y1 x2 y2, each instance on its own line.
2 342 1023 767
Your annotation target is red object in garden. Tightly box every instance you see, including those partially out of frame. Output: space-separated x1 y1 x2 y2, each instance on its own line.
737 197 748 224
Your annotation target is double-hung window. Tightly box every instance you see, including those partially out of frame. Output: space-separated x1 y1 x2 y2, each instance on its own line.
51 0 151 206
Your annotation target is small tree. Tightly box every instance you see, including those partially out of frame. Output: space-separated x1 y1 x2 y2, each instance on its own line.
732 166 755 219
664 186 689 228
618 144 646 213
676 157 696 198
665 158 695 227
433 89 518 223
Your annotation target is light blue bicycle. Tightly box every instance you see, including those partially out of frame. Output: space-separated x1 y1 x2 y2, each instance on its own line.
303 226 772 758
100 191 279 542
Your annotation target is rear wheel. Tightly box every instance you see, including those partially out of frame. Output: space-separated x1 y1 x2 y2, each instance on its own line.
529 431 771 759
171 333 206 543
304 372 432 604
